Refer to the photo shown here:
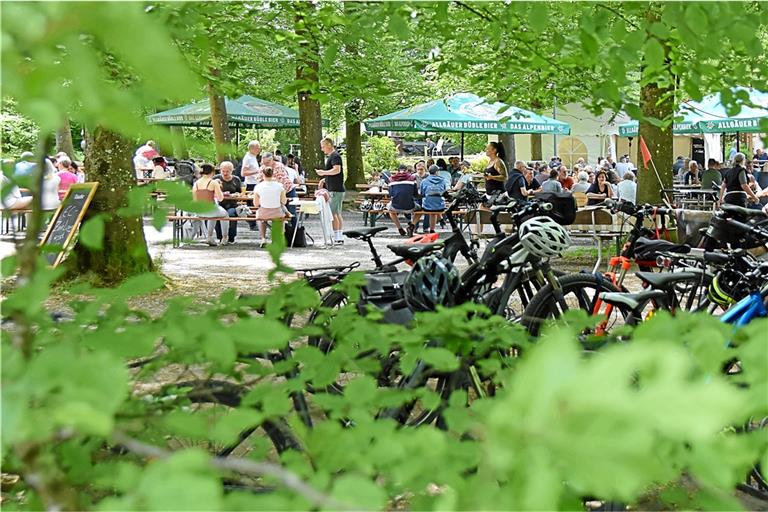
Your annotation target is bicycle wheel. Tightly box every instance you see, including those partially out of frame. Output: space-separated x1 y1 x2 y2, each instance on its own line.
522 273 624 337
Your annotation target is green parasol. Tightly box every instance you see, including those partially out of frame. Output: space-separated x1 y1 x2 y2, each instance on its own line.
365 93 570 135
147 95 329 128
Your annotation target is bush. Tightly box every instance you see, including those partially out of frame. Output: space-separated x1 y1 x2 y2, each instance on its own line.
363 135 399 177
470 155 490 172
1 101 39 159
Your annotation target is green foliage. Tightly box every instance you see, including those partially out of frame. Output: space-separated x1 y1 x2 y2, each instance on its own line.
2 243 766 510
1 100 39 159
470 156 490 173
363 136 399 175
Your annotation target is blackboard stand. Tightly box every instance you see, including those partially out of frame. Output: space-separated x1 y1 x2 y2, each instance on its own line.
39 182 99 267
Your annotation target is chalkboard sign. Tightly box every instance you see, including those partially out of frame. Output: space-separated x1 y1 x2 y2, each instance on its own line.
40 182 99 266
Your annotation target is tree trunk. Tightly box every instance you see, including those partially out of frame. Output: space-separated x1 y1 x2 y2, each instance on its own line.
344 102 365 188
55 117 76 157
637 5 674 205
73 126 152 284
208 69 232 163
170 126 189 159
499 134 516 170
530 133 543 161
295 2 324 177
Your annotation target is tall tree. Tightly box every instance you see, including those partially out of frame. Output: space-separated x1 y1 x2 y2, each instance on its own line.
207 67 232 162
74 127 153 282
637 4 674 204
344 100 365 188
294 2 324 176
55 117 75 157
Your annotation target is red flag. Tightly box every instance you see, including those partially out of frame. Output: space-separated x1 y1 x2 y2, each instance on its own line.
639 136 652 168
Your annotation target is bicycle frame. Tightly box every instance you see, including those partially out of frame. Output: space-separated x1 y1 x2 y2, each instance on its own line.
720 292 767 327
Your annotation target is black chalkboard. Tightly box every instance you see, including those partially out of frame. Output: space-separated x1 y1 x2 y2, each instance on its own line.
40 182 99 266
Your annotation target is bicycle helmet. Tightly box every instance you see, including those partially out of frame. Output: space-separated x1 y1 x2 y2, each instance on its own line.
518 216 571 259
708 270 741 306
404 254 461 311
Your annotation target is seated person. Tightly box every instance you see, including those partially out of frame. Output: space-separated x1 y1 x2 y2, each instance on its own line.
387 166 418 236
151 156 170 179
571 171 591 193
586 170 614 205
55 157 79 200
411 165 446 234
253 166 288 247
541 169 563 193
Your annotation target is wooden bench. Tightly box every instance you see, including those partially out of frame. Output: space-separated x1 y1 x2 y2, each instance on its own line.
168 215 287 247
1 208 33 234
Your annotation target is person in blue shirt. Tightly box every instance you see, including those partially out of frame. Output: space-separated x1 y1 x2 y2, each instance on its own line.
411 165 446 234
387 165 418 236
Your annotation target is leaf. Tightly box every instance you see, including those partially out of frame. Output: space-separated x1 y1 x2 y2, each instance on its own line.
331 474 387 510
114 272 165 297
643 38 665 70
78 215 106 250
421 347 459 372
388 13 409 40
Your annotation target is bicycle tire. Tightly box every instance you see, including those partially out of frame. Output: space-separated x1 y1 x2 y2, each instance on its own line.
522 273 623 337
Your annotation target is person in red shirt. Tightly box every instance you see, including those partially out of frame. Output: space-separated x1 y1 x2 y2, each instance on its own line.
557 165 574 191
55 157 79 199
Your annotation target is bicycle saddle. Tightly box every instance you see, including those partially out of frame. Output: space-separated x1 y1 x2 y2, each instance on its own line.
721 204 768 218
386 241 444 260
343 226 388 240
636 271 699 290
600 289 668 311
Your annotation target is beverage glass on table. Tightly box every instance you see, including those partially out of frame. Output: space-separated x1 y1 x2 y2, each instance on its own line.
241 185 246 195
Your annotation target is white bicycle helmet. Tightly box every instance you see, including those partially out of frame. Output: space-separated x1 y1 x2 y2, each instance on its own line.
518 216 571 259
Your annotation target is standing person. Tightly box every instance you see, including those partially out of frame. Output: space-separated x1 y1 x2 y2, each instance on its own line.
426 137 436 157
253 166 287 247
586 170 614 205
557 165 574 191
616 171 637 204
133 140 158 178
192 163 228 246
720 153 759 207
541 169 563 193
213 161 242 245
683 161 701 185
411 165 447 234
316 137 345 244
55 157 78 200
484 142 508 195
387 165 418 236
504 160 529 201
241 140 262 230
701 159 723 189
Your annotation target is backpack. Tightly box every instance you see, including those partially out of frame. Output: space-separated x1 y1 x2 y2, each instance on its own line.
423 177 445 197
532 191 577 226
285 223 313 248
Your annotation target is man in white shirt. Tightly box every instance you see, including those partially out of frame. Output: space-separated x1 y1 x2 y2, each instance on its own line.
241 140 261 229
616 171 637 204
